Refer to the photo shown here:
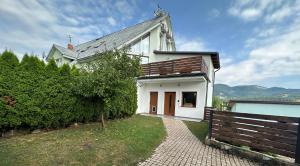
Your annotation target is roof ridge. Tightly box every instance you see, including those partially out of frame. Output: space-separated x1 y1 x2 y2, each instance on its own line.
74 14 168 49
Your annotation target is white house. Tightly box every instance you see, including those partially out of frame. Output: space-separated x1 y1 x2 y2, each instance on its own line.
46 9 176 67
47 9 221 120
229 100 300 117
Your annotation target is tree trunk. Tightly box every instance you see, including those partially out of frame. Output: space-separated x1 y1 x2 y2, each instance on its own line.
98 98 105 128
100 112 105 128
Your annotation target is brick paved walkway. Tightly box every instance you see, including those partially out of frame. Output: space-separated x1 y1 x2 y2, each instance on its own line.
139 118 259 166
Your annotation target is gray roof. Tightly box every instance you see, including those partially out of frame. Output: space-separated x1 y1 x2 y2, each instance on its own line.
53 44 76 59
48 14 168 61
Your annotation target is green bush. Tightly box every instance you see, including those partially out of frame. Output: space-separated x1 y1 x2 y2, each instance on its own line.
73 50 141 127
0 50 140 132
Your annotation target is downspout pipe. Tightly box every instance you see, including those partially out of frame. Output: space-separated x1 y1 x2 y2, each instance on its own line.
212 67 221 104
205 67 220 107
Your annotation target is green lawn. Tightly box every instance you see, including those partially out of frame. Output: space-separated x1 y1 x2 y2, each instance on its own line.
0 115 166 166
184 121 208 142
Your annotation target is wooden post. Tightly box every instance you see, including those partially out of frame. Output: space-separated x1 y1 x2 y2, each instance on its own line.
295 118 300 164
148 63 151 76
208 109 213 139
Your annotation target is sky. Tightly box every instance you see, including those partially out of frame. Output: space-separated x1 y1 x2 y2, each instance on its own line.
0 0 300 88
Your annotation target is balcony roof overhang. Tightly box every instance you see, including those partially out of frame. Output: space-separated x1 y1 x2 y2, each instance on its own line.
137 73 209 83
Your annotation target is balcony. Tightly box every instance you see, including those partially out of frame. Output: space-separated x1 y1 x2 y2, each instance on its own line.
141 56 208 76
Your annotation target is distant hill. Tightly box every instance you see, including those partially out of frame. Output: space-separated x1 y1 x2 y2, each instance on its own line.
214 84 300 101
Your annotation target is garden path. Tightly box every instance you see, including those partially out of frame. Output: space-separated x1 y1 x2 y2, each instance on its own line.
139 118 258 166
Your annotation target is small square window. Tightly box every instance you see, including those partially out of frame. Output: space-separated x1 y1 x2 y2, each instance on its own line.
182 92 197 107
55 58 61 63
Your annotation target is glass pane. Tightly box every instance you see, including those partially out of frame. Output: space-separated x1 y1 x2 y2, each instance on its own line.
130 41 141 54
182 92 197 107
141 35 150 54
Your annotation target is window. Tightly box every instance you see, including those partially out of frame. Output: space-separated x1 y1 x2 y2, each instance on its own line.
140 35 150 53
55 58 62 63
160 33 167 51
182 92 197 107
130 34 150 54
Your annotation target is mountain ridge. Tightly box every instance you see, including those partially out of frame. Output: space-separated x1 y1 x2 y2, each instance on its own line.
214 84 300 101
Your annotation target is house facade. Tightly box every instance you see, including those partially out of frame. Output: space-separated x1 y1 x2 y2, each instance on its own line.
47 10 220 120
137 51 220 119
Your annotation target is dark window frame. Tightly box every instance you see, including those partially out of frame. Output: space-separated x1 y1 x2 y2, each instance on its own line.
181 91 197 108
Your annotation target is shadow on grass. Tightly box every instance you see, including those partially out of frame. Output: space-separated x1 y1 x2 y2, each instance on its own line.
183 121 208 142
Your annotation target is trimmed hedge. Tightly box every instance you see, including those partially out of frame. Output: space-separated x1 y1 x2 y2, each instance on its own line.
0 50 140 133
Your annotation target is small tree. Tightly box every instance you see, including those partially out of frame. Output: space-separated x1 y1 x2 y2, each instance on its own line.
212 96 223 111
73 50 141 127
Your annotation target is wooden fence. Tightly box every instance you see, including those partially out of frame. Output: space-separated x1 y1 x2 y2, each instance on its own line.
204 107 216 121
208 111 300 163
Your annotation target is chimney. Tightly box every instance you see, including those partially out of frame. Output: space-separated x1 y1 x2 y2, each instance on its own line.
67 43 74 50
67 34 73 50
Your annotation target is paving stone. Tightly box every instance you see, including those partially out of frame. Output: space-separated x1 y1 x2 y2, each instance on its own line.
138 118 259 166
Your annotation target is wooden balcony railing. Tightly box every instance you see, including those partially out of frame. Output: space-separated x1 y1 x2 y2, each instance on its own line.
141 56 209 76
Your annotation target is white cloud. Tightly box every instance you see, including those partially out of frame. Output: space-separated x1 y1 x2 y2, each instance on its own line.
209 9 220 18
257 28 276 37
219 0 300 86
221 58 233 66
216 18 300 85
265 5 293 23
175 36 207 51
107 17 117 26
232 8 261 21
228 0 298 23
0 0 137 58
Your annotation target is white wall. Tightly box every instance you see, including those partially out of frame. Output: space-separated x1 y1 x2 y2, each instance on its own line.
149 54 215 107
124 16 175 64
49 49 72 67
231 103 300 117
202 56 214 107
137 80 207 119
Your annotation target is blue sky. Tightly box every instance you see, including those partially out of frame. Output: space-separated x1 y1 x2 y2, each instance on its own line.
0 0 300 88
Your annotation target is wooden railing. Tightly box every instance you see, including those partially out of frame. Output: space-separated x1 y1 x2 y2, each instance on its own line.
141 56 208 76
208 111 300 163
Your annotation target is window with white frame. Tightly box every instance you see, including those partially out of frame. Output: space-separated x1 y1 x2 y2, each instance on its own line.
130 34 150 54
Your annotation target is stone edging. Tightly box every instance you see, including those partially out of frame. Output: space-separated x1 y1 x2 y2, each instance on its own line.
205 137 298 166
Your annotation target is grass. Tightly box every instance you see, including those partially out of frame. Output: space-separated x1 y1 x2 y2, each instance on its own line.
0 115 166 166
184 121 208 142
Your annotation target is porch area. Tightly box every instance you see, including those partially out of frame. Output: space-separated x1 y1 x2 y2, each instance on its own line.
136 76 208 120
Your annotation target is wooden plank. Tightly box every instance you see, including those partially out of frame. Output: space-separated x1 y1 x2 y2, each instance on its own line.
214 111 299 123
210 111 300 159
140 56 208 76
212 127 297 146
213 121 297 138
212 133 295 158
213 114 298 131
296 118 300 163
215 129 296 152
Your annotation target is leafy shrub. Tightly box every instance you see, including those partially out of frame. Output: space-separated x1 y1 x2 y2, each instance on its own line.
0 50 140 132
73 50 141 127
